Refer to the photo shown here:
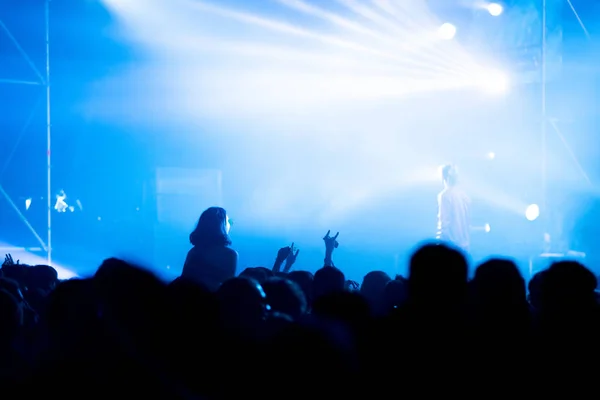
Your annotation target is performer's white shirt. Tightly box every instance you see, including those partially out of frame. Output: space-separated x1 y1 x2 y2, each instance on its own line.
55 195 68 213
437 186 471 252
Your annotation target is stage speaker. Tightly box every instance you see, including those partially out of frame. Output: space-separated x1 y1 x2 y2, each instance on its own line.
153 168 223 276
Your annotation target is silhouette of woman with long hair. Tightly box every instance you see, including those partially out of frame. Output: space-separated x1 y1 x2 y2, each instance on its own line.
181 207 238 291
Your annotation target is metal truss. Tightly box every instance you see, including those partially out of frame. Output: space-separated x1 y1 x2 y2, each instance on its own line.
540 0 594 215
0 0 52 263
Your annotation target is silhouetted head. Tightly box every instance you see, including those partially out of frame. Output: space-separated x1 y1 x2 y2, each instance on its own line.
29 264 59 292
253 267 274 281
217 277 268 332
287 270 314 309
361 271 391 297
540 261 597 310
360 271 391 316
384 278 408 311
190 207 231 247
239 267 270 283
441 164 458 187
408 243 468 306
262 277 307 320
528 271 545 310
313 266 345 300
472 258 526 308
313 291 371 330
94 258 168 335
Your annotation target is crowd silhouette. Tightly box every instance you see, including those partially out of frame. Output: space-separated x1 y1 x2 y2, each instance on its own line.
0 205 599 398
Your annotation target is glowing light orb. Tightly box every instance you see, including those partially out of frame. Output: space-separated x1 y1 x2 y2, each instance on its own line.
525 204 540 221
438 23 457 40
488 3 504 17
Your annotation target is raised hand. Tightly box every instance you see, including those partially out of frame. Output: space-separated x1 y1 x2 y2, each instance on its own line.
3 254 17 267
323 230 339 267
323 230 339 252
276 245 292 264
283 243 300 273
274 243 298 273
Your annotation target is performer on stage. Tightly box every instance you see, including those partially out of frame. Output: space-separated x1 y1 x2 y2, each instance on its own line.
54 189 68 213
437 164 471 252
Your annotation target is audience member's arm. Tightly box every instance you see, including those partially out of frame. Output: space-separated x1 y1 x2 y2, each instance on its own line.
3 254 19 267
283 244 300 273
273 245 293 273
323 230 339 267
272 259 283 274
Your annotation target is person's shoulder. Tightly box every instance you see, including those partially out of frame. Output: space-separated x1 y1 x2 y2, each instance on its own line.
187 245 233 258
187 245 202 257
223 246 238 256
218 246 238 260
438 188 450 201
221 247 238 269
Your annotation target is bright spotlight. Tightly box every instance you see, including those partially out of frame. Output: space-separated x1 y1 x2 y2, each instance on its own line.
487 152 495 160
487 3 504 16
478 70 509 94
484 223 491 233
525 204 540 221
438 23 457 40
25 198 32 211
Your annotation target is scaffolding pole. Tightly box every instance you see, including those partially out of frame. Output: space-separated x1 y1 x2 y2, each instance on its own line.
0 0 51 263
539 0 594 252
45 0 52 265
541 0 548 221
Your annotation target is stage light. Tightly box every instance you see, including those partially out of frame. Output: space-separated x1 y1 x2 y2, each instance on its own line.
484 223 491 233
478 70 509 94
487 3 504 16
25 198 32 211
525 204 539 221
438 23 457 40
